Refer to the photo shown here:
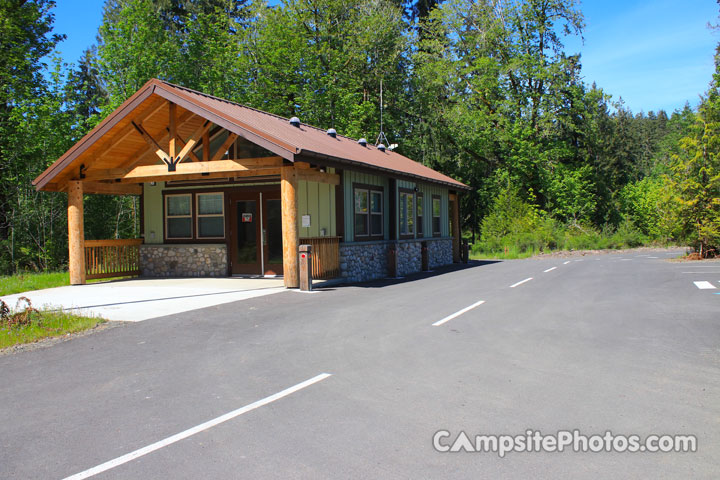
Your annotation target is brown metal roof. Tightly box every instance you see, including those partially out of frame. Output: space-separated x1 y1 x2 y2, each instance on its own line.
34 79 469 190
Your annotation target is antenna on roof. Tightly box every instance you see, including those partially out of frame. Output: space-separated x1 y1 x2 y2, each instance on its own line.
375 78 390 149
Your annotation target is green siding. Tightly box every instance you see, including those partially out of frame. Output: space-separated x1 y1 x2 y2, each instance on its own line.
298 179 336 237
143 182 165 244
343 170 389 241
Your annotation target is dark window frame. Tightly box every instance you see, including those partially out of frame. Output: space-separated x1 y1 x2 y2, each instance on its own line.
353 183 384 241
399 188 416 239
416 192 424 238
163 190 227 243
432 194 442 237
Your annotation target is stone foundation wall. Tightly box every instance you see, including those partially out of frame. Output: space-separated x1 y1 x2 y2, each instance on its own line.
339 243 389 283
427 238 453 269
339 238 453 283
140 244 227 277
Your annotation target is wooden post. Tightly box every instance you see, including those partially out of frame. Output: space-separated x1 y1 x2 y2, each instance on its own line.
450 193 460 263
168 102 177 160
281 165 299 288
68 180 86 285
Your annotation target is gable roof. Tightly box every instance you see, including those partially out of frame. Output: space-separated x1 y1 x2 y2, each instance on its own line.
34 79 469 191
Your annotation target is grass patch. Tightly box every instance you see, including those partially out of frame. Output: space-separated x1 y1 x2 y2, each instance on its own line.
0 298 105 349
0 271 133 296
0 271 70 296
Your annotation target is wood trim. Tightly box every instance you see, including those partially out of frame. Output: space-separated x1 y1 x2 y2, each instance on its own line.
85 239 143 247
82 182 142 196
297 170 340 185
84 156 283 183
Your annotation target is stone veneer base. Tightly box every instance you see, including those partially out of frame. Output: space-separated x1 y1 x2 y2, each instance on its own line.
339 238 453 283
140 244 227 277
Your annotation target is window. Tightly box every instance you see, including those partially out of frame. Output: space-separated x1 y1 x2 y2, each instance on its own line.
164 191 226 241
166 194 193 239
416 193 424 238
399 190 415 237
354 185 383 240
197 193 225 238
432 195 442 236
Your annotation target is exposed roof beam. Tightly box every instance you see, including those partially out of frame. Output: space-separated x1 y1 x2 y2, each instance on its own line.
175 119 212 164
82 182 143 195
210 133 239 161
85 156 284 183
132 121 170 163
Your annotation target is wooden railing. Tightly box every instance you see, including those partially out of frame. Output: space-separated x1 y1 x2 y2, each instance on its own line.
299 236 341 280
84 239 142 280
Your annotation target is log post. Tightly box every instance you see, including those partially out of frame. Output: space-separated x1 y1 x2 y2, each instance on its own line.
450 193 460 263
281 165 299 288
68 180 86 285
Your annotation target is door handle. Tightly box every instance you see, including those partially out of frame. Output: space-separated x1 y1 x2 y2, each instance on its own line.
263 229 267 246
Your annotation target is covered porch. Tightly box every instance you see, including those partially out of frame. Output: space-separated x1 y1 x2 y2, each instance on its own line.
33 80 341 287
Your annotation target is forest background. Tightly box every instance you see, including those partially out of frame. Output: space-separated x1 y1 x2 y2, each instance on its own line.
2 0 720 275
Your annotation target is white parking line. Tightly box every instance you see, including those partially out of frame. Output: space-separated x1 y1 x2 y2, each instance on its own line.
543 267 557 273
693 281 717 290
509 278 533 288
563 261 571 265
62 373 333 480
432 300 485 326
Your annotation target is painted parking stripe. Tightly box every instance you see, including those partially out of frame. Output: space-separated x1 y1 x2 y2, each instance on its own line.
543 267 557 273
63 373 333 480
432 300 485 327
694 281 716 290
563 261 571 265
509 278 533 288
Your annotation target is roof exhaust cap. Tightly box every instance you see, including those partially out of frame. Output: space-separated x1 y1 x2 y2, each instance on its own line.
377 143 386 152
327 128 337 138
358 138 367 147
289 117 301 127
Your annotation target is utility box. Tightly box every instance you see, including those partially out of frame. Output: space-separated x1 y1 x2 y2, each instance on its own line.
299 244 312 291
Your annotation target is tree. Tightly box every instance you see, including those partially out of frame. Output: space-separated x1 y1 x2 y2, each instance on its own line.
0 0 65 273
670 50 720 256
245 0 409 140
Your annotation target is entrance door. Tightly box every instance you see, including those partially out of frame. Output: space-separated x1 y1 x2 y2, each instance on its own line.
229 190 283 276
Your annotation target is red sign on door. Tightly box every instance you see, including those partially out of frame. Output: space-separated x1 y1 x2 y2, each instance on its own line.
242 213 253 223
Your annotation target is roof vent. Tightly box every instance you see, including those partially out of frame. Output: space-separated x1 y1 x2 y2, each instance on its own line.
358 138 367 147
377 143 386 152
327 128 337 138
289 117 301 127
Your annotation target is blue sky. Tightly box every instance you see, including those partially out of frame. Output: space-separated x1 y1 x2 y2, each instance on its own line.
50 0 719 114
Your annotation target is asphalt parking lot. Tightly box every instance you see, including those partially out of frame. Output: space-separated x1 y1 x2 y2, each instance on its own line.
1 250 718 479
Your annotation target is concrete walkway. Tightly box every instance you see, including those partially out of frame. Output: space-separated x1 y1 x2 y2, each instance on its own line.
0 278 287 322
